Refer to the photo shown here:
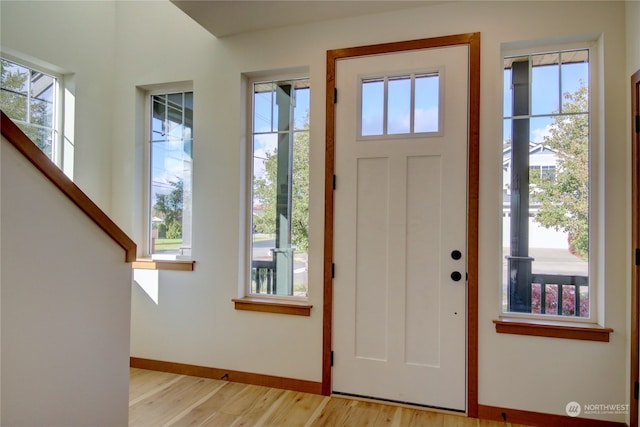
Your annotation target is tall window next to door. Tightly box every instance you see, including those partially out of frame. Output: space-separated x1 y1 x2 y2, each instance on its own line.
250 78 310 297
502 47 593 318
148 91 193 258
1 57 59 162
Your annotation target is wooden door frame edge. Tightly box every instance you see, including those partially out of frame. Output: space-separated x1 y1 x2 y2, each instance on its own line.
322 32 481 418
630 68 640 427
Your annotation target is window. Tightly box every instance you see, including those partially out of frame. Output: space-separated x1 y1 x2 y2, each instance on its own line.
502 48 591 319
1 57 60 163
148 91 193 259
249 78 310 297
360 72 440 137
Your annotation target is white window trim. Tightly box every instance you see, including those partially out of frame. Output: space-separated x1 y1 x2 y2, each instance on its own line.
356 67 444 140
242 71 310 301
499 38 601 324
141 82 194 260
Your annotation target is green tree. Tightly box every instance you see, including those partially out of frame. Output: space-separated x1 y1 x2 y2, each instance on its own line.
153 179 184 240
532 83 589 258
253 125 309 252
1 59 52 155
0 59 28 118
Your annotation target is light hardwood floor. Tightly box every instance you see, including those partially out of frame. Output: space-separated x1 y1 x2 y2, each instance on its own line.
129 368 528 427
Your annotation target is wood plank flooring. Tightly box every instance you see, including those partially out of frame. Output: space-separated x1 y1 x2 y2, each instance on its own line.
130 368 529 426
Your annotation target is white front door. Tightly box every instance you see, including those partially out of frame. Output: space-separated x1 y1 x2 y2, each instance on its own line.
332 44 469 411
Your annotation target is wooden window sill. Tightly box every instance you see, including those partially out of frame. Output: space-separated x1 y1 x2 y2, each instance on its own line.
132 258 195 271
493 317 613 342
233 297 312 316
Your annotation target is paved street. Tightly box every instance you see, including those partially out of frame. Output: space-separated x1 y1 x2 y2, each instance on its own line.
503 247 588 276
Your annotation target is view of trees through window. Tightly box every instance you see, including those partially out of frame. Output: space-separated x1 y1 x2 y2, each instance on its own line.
251 78 310 297
503 49 590 318
0 58 57 161
149 92 193 258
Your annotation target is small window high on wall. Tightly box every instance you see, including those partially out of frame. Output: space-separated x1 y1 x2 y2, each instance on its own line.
360 72 440 137
502 47 592 319
249 77 310 298
148 91 193 259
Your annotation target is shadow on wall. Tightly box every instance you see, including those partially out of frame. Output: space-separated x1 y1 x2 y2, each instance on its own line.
134 269 159 304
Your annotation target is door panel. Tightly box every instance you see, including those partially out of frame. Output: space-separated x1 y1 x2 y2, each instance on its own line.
354 157 389 361
332 45 469 411
405 155 442 368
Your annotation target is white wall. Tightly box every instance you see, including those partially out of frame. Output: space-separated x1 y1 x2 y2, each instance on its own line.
0 0 632 423
119 1 627 421
0 138 132 426
0 0 117 212
627 1 640 77
110 0 325 381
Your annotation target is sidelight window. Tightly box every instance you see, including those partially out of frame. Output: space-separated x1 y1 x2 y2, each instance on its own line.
502 47 592 318
249 77 310 297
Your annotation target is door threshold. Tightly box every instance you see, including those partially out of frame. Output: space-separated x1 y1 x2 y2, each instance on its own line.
331 391 466 416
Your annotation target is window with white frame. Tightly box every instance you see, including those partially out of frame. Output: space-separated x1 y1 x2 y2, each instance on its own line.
249 77 310 297
1 57 60 163
147 90 193 259
360 72 440 137
502 47 592 318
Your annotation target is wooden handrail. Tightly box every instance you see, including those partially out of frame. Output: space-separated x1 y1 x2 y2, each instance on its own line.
1 110 136 262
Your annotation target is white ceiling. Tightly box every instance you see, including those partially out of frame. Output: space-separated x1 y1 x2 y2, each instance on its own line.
170 1 437 38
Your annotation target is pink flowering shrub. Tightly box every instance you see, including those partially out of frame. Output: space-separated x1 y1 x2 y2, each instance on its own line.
531 283 589 317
